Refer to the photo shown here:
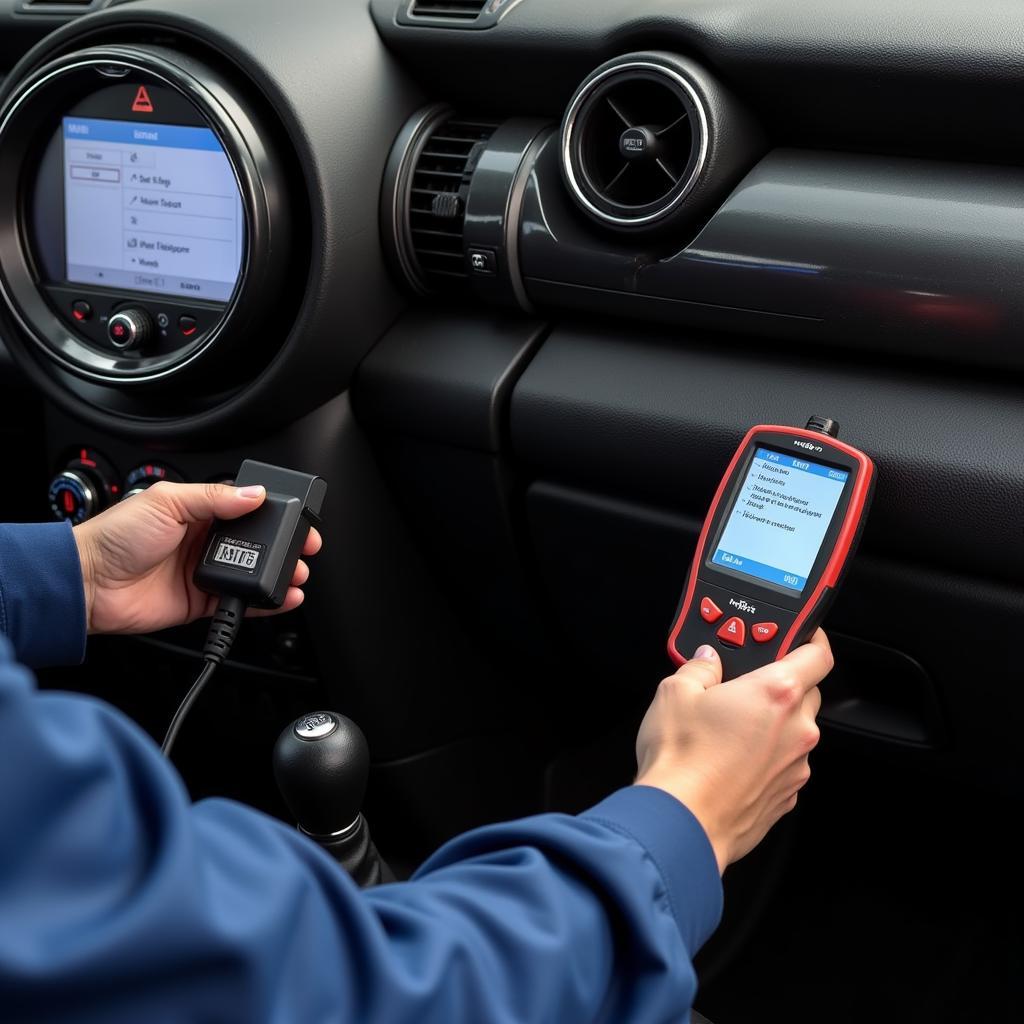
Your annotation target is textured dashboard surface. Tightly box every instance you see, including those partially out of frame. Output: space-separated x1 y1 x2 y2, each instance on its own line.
372 0 1024 159
520 145 1024 370
511 324 1024 585
372 0 1024 84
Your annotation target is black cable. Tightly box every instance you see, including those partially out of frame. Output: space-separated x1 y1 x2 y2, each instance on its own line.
160 660 218 757
161 595 246 759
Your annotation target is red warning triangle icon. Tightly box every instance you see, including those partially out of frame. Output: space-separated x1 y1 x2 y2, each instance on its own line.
131 86 154 114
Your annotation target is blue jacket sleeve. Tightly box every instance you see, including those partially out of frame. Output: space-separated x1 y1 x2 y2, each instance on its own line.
0 643 722 1024
0 522 86 667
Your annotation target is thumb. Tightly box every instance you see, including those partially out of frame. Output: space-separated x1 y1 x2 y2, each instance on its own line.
147 481 267 524
675 644 723 690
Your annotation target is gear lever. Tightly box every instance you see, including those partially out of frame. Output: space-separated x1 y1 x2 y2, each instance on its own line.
273 711 394 887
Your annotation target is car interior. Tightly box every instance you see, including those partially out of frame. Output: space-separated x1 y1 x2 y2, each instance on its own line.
1 0 1022 1020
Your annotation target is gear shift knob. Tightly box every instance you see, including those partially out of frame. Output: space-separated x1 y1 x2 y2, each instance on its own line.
273 711 369 837
273 711 394 888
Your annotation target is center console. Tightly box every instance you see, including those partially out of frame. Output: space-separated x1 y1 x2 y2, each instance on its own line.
0 0 413 444
0 45 288 391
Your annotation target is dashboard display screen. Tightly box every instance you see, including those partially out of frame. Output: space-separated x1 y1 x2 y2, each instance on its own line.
62 117 244 302
710 447 849 593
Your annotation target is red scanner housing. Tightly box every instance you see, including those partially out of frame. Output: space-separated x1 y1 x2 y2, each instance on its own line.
667 423 875 679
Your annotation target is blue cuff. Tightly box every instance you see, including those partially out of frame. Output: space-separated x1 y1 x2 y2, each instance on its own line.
0 522 87 667
582 786 723 953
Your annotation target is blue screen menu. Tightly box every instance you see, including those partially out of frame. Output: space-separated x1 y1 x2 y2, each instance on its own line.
710 448 848 593
62 117 244 302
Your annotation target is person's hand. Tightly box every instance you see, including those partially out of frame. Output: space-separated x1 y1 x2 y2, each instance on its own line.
635 631 832 874
73 481 322 635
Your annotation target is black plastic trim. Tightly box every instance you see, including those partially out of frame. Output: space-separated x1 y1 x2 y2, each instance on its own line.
510 324 1024 585
521 146 1024 371
355 309 546 453
462 117 551 309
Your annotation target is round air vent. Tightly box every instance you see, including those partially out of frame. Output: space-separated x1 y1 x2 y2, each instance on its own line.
561 56 709 229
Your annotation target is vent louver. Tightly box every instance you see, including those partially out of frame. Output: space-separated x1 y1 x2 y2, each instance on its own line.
406 116 496 288
398 0 520 30
561 58 709 229
408 0 487 20
18 0 96 10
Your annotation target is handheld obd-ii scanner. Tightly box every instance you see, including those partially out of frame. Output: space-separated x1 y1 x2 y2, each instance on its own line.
668 417 875 680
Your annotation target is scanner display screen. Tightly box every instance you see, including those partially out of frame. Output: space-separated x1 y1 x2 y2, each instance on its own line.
710 447 848 593
63 117 244 301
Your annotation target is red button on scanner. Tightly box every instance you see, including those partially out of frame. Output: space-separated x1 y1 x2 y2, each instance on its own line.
699 597 723 623
716 616 746 647
752 622 779 643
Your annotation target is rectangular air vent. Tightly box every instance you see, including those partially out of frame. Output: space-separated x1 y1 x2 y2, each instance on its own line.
408 118 497 286
17 0 98 13
408 1 487 19
398 0 518 29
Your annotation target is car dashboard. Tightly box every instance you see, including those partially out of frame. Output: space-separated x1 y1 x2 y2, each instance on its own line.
0 1 1021 1019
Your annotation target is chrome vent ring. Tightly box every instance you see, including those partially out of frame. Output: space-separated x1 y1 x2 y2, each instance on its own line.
560 57 709 229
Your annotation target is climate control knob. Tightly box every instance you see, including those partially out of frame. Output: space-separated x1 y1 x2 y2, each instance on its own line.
48 449 116 525
122 463 184 499
48 471 98 524
107 308 153 350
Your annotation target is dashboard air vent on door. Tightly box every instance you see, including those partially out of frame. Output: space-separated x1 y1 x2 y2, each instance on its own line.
404 116 496 289
561 58 709 229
